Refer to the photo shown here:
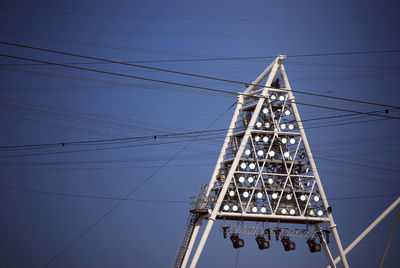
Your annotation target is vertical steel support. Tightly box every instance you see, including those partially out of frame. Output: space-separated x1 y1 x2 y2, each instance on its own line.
328 197 400 268
280 64 349 268
378 209 400 268
315 224 336 268
181 221 202 268
189 58 281 268
204 61 275 199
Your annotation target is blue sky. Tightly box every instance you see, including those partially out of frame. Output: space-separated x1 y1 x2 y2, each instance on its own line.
0 0 399 267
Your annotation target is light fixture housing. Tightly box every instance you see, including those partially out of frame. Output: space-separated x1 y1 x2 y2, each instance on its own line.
281 236 296 251
230 234 245 249
256 235 270 250
307 238 321 253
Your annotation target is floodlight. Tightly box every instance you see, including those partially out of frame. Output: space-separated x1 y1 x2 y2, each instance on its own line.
309 209 315 216
313 195 320 202
284 109 291 116
265 122 271 128
300 194 307 201
223 205 230 211
257 150 264 157
272 193 278 199
248 176 254 183
289 138 296 144
279 95 285 101
307 238 321 253
249 163 256 170
281 123 287 130
238 176 245 183
281 137 287 144
252 207 258 213
263 136 269 142
270 94 277 100
269 150 275 157
232 205 239 211
281 208 287 214
256 235 270 250
256 121 262 128
243 191 250 198
286 193 292 200
230 234 244 249
254 135 261 142
284 151 290 158
290 209 296 215
245 149 251 156
229 190 235 197
263 107 269 114
256 192 263 199
281 236 296 251
260 207 267 213
288 124 294 130
267 177 274 185
317 210 323 216
240 162 247 169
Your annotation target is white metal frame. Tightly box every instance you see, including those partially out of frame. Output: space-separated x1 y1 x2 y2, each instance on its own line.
181 56 349 268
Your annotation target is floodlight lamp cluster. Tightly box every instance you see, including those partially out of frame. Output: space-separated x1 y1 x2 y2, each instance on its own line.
223 226 326 253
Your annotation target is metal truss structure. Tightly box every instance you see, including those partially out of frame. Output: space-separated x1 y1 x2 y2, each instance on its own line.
173 55 349 268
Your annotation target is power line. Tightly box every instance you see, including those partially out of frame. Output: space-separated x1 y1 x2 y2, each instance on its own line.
0 128 229 150
0 108 395 156
1 41 399 109
1 53 399 122
0 184 397 203
0 53 236 96
42 102 235 267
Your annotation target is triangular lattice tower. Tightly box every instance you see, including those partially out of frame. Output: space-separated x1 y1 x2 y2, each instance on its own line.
174 56 349 268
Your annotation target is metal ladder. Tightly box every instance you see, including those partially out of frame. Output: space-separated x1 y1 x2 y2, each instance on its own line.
172 213 199 268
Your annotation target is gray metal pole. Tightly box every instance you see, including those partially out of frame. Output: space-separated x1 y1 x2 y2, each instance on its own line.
328 197 400 268
280 64 349 268
378 209 400 268
181 221 202 268
316 224 336 268
189 58 281 268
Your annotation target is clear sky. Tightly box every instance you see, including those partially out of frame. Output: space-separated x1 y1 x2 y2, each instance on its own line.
0 0 399 267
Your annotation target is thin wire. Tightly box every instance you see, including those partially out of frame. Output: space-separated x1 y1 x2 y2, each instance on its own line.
0 108 394 157
1 53 399 122
1 41 399 109
0 184 398 202
235 248 240 268
42 102 235 267
0 53 236 96
0 128 229 150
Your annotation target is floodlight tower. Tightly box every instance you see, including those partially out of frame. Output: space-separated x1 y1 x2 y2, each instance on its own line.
173 56 349 268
